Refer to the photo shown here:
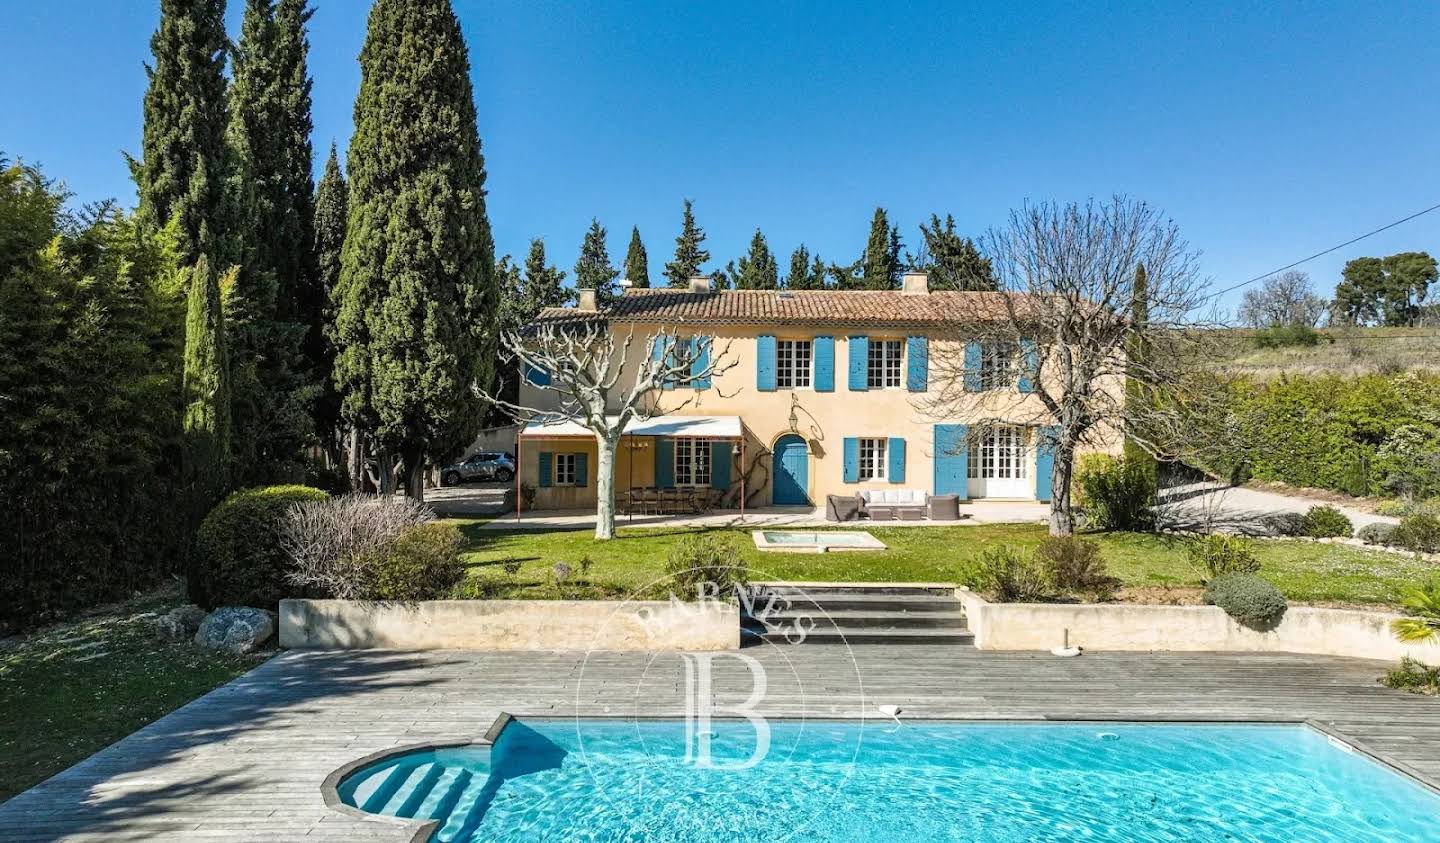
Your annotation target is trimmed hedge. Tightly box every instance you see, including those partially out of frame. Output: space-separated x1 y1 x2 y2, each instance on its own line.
1204 573 1288 629
1300 505 1352 538
370 522 466 601
194 485 328 609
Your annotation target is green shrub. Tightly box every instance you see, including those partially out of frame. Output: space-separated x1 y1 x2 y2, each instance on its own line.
968 546 1053 603
1073 454 1156 531
1261 512 1306 537
1380 658 1439 694
370 522 466 601
1300 505 1352 538
1035 536 1118 600
194 485 329 609
1393 511 1440 553
1375 499 1412 518
1253 324 1320 348
665 533 746 599
1204 573 1288 629
1356 522 1397 546
1186 534 1261 581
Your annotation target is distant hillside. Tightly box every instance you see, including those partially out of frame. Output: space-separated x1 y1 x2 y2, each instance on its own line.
1210 327 1440 378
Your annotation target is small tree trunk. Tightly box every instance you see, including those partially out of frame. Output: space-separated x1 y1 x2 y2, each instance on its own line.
594 432 619 540
376 448 394 497
402 443 426 503
1049 448 1076 536
347 427 364 492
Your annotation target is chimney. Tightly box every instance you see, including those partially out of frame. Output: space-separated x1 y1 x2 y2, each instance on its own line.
901 270 929 295
688 275 713 294
577 288 598 311
618 278 634 291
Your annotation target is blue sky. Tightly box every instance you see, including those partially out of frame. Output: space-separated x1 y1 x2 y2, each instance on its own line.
4 1 1439 313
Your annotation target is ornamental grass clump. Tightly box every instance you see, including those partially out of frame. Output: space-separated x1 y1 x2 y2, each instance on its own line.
1203 573 1288 630
665 533 746 599
1300 505 1352 538
1034 536 1119 601
1380 658 1439 695
1186 534 1261 582
968 546 1053 603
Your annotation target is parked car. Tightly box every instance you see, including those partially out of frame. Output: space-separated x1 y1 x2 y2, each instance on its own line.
442 451 515 485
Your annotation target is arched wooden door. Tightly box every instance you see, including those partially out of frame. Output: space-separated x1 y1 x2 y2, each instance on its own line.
772 434 810 505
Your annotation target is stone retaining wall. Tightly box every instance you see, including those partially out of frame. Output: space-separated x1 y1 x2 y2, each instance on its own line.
956 589 1440 662
279 598 740 651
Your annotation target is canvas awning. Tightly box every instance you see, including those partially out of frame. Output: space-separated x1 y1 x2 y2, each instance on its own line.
519 414 743 439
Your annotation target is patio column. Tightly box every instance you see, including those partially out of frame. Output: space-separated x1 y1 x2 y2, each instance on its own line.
515 431 522 522
740 435 746 517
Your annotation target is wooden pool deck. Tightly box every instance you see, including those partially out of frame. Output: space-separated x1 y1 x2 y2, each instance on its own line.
2 646 1438 840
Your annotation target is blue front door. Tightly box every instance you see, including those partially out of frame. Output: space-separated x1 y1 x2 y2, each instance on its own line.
773 434 810 505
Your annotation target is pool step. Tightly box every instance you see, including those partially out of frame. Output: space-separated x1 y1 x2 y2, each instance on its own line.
740 584 971 647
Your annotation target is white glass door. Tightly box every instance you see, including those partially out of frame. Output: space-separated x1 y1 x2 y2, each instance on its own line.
967 425 1032 498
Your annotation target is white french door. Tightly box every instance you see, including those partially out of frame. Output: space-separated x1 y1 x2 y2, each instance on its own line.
967 425 1032 499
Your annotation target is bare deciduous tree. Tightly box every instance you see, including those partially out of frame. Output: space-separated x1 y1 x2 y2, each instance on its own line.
1237 270 1326 328
918 197 1212 535
481 319 736 539
282 495 434 599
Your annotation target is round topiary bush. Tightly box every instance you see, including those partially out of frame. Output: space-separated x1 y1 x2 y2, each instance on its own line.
1356 522 1397 546
1300 505 1353 539
370 522 466 601
194 485 328 609
1204 573 1288 630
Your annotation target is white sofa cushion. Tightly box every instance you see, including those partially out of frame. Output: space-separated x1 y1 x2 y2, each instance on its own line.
860 489 927 506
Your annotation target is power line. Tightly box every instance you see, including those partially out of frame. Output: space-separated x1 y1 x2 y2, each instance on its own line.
1213 200 1440 300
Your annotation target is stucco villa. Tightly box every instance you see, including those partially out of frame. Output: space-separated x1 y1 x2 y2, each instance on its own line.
514 271 1118 513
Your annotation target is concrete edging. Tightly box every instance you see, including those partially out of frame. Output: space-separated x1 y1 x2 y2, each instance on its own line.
955 588 1440 662
279 598 740 651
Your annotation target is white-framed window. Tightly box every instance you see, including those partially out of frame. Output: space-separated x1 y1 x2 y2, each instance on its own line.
867 339 903 389
968 426 1029 479
674 437 712 487
857 437 888 481
776 339 812 389
981 341 1018 391
555 453 579 485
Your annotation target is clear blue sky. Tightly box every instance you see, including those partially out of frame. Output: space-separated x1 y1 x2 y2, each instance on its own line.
4 1 1439 313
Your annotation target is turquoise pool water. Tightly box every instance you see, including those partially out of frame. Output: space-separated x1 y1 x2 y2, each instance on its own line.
337 719 1440 842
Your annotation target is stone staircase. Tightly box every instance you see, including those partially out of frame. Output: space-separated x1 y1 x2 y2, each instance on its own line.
740 583 973 646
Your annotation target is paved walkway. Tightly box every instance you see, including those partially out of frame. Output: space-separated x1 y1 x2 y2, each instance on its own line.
1156 481 1396 535
2 646 1437 841
473 500 1052 530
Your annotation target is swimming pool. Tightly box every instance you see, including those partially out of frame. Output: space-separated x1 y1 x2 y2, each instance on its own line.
333 718 1440 841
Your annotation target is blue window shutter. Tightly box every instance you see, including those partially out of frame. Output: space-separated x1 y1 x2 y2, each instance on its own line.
524 362 550 386
1035 426 1060 502
574 453 588 487
842 437 859 483
848 335 869 391
813 336 835 392
690 336 711 389
963 341 983 392
662 336 679 390
888 437 906 483
710 440 731 490
1018 339 1038 394
756 334 777 391
650 335 670 389
654 438 675 486
537 452 553 488
932 424 969 499
906 336 928 392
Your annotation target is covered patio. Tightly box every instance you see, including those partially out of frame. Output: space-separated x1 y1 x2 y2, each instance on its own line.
514 414 753 521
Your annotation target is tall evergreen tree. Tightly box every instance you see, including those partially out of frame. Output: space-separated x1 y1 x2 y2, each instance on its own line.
734 228 780 289
623 226 649 288
523 238 569 313
785 244 826 290
137 0 230 265
334 0 496 501
312 142 347 448
574 218 619 301
664 199 710 287
182 254 231 501
860 207 902 290
914 213 996 291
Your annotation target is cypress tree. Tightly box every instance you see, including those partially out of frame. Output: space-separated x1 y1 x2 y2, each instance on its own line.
916 213 995 291
274 0 317 321
574 218 619 301
786 244 826 290
312 142 347 446
809 254 829 290
623 226 649 288
523 238 568 314
138 0 230 265
1124 261 1158 486
182 254 231 499
861 207 902 290
734 228 779 290
663 199 710 287
334 0 496 501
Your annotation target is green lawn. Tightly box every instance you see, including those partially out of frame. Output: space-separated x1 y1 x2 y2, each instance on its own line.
456 521 1436 608
0 584 264 801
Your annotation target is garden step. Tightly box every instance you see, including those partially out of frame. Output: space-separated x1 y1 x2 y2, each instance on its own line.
742 609 968 630
743 626 976 646
744 593 965 614
740 583 971 646
747 583 955 597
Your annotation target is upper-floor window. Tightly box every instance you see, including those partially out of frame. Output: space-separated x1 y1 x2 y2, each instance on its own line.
674 437 712 487
981 341 1018 391
867 339 902 389
554 453 579 485
857 437 888 481
776 339 812 389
